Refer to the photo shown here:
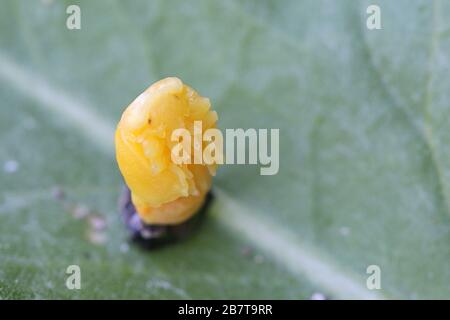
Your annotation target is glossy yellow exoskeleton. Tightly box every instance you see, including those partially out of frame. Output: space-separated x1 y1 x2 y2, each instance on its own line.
115 77 218 225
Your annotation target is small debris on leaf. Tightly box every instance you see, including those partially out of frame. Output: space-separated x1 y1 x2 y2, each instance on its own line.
51 186 65 200
88 215 107 231
339 226 351 236
3 160 19 174
311 292 327 300
87 230 107 245
72 204 90 219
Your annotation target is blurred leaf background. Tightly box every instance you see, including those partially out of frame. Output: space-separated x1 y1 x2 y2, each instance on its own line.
1 0 450 299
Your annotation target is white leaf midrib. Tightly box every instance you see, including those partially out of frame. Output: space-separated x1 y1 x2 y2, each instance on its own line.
0 53 115 156
212 188 383 300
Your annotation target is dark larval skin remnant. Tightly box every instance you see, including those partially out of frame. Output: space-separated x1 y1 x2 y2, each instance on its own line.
119 186 213 249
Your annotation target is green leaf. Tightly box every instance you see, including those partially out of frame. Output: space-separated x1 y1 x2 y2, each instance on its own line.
0 0 449 299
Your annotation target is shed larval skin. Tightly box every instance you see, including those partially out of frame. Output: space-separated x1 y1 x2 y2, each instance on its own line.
115 77 218 225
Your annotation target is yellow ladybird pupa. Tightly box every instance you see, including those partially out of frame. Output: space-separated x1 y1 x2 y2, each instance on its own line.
115 77 219 225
